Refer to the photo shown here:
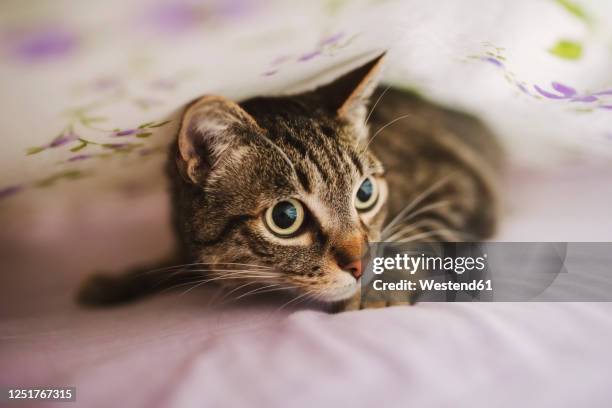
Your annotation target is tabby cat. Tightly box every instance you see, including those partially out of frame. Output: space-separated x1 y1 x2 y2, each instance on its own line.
78 53 501 311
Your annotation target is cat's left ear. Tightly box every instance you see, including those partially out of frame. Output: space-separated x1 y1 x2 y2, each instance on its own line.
176 96 261 184
316 52 386 125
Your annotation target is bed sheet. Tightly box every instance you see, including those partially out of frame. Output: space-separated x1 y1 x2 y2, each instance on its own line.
2 165 611 408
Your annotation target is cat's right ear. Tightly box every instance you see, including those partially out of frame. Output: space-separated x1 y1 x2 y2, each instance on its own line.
177 96 260 184
315 53 386 124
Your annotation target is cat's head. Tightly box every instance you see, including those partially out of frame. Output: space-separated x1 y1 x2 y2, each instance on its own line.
172 54 387 303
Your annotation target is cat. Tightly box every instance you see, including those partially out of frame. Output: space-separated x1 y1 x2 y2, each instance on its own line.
77 53 502 311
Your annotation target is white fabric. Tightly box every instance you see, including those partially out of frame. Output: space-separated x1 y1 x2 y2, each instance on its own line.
1 0 612 208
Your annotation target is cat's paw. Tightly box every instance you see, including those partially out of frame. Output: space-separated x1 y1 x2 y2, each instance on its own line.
360 299 411 309
334 290 413 312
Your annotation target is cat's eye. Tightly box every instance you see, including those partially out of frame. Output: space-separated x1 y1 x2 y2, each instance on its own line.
355 177 379 211
265 198 305 236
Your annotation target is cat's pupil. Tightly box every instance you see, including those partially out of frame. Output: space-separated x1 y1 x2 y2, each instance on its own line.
357 179 373 202
272 201 298 229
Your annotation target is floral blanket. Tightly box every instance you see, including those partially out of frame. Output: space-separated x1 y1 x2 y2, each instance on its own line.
0 0 611 208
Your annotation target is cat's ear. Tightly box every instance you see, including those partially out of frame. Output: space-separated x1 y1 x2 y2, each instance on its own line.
177 96 260 184
316 52 386 123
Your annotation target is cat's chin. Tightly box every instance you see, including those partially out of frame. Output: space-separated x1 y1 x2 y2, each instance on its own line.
315 282 359 303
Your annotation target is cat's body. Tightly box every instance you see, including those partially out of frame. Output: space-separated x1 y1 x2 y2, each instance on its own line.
78 55 502 311
369 88 500 242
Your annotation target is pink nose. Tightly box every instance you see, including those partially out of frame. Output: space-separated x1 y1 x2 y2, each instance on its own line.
340 259 362 280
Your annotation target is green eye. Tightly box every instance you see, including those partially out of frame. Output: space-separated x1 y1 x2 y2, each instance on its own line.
265 198 305 236
355 177 378 211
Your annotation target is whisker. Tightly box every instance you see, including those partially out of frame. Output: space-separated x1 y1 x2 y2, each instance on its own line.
193 262 272 269
155 268 278 286
273 291 312 314
160 278 207 294
383 219 431 242
138 262 202 276
382 200 453 239
180 276 266 296
205 286 227 308
245 285 299 297
218 280 269 303
364 84 392 126
286 292 314 310
394 228 475 243
361 113 415 154
139 261 271 277
382 174 456 236
209 284 300 309
398 200 454 224
405 217 476 242
231 283 282 302
190 273 280 283
179 279 218 297
159 272 280 294
188 269 278 275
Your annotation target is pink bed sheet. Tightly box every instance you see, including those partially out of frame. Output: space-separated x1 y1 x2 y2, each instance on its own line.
2 164 612 408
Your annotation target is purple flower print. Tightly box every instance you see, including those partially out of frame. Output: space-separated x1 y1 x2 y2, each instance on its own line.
534 83 572 99
261 70 278 77
146 0 252 34
474 47 611 108
102 143 136 150
534 82 607 104
27 131 79 154
551 82 577 97
593 90 612 96
67 154 92 162
482 57 504 68
298 50 321 62
0 185 23 200
146 2 203 34
571 95 598 103
216 0 253 19
112 129 145 137
534 85 565 99
113 129 137 137
262 55 289 76
319 32 344 47
111 124 158 137
517 83 530 95
7 26 78 63
265 32 345 74
49 131 78 147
